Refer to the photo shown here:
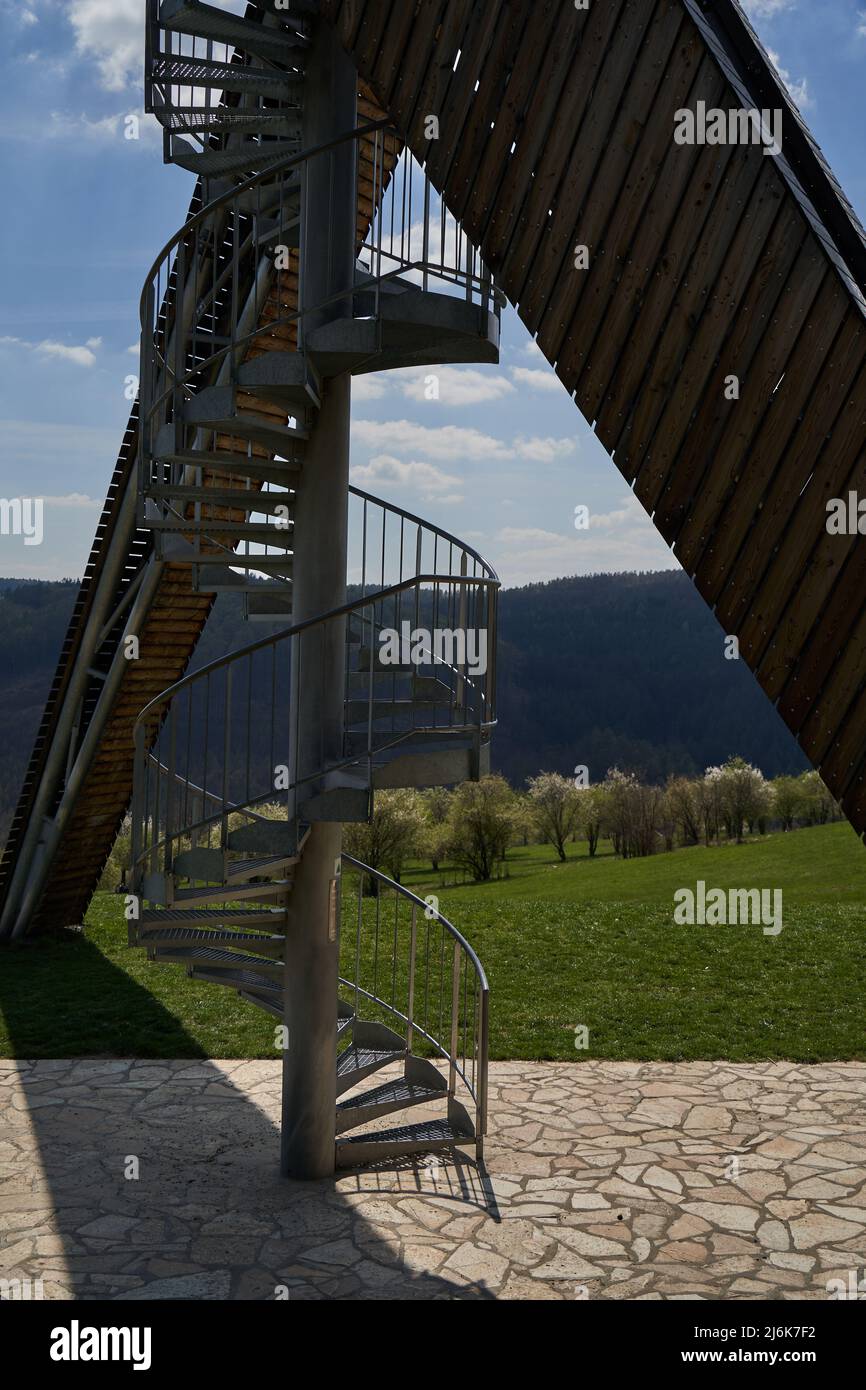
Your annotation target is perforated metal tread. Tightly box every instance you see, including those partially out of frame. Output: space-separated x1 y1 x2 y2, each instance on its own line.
336 1043 406 1097
141 908 287 924
153 945 282 972
335 1120 474 1167
336 1078 445 1134
140 927 284 948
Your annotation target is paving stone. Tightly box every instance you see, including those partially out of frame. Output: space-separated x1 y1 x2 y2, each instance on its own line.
4 1059 866 1302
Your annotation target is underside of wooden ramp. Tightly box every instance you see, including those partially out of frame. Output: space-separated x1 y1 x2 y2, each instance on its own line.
320 0 866 840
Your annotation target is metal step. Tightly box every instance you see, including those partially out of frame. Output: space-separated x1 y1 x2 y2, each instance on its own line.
238 988 283 1019
227 819 304 856
151 53 299 100
336 1042 406 1098
148 487 295 516
245 591 294 621
159 109 303 138
335 1119 475 1169
140 907 288 927
182 387 311 451
140 928 285 959
173 847 300 883
299 773 369 824
371 744 477 791
344 699 448 725
151 944 283 978
159 0 309 62
336 1076 447 1135
154 522 294 548
337 1000 355 1041
235 353 321 412
169 137 301 179
189 965 284 998
194 572 292 600
226 854 301 883
171 879 293 908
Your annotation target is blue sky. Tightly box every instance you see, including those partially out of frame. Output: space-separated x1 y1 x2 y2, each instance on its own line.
0 0 864 587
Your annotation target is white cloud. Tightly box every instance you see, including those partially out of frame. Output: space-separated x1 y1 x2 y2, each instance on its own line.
67 0 145 92
494 501 677 586
352 418 512 462
511 366 561 394
397 366 514 407
766 47 812 112
42 493 102 510
352 376 388 402
351 453 463 502
859 11 866 39
0 335 101 367
515 436 576 463
741 1 797 18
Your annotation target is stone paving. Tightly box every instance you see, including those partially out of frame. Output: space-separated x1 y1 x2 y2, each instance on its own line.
2 1058 866 1300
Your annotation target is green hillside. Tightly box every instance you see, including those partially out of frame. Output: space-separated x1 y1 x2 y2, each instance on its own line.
1 823 863 1064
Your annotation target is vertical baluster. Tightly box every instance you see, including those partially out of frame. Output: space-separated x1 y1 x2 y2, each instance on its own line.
222 665 232 851
354 868 363 1022
406 904 417 1055
448 940 460 1100
391 890 399 1012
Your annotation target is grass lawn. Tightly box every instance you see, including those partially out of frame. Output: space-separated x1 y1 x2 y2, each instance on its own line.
1 822 864 1062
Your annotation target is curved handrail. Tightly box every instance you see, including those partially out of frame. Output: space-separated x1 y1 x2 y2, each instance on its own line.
138 117 393 331
340 853 489 1144
133 570 497 736
342 854 488 992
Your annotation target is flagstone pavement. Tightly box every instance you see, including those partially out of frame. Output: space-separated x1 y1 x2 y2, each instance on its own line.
2 1058 865 1300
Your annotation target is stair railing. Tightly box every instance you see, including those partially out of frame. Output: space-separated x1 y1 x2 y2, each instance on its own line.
341 855 489 1159
138 119 503 507
129 483 499 899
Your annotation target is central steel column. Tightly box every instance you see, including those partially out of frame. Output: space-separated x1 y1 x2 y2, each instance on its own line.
280 18 357 1180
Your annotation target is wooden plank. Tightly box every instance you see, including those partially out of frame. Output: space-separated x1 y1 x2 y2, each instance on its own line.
736 418 866 673
368 0 425 108
461 0 569 254
521 0 661 339
789 571 866 755
590 140 740 463
716 325 866 635
446 0 540 229
683 275 850 599
815 689 866 803
536 0 687 364
498 0 631 311
649 223 824 547
354 0 396 81
601 152 777 471
400 1 467 152
562 42 720 420
475 0 589 266
777 544 866 733
425 0 509 195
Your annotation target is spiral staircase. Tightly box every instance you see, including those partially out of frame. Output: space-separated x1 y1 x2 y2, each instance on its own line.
128 0 501 1170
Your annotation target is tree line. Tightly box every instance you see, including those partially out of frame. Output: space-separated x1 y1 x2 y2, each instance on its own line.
344 759 842 886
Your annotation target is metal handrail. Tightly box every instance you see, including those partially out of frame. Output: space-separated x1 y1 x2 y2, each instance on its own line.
341 854 489 1150
133 570 497 736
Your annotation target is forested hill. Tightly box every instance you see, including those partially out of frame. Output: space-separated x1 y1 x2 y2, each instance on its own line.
494 570 806 788
0 570 806 843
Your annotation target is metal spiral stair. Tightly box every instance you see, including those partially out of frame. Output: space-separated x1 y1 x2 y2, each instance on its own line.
129 0 499 1168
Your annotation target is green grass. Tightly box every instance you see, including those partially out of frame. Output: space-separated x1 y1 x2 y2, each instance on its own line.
1 822 865 1062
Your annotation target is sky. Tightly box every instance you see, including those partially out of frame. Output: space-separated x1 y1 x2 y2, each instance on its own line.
0 0 864 588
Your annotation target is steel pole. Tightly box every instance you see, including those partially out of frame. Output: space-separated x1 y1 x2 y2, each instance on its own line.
280 18 357 1181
